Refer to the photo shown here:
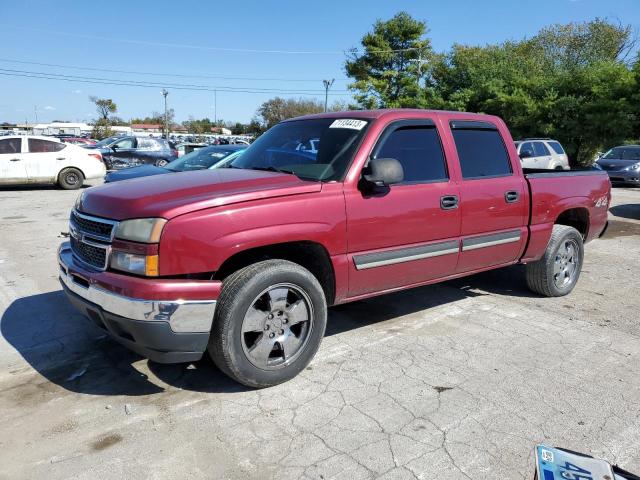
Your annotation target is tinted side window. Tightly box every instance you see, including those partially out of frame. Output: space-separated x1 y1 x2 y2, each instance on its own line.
27 138 66 153
375 126 447 183
547 141 565 154
0 138 21 154
452 128 512 179
533 142 550 156
520 142 534 157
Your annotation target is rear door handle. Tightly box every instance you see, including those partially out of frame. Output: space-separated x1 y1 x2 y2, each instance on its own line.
56 157 66 160
505 191 520 203
440 195 459 210
9 158 21 162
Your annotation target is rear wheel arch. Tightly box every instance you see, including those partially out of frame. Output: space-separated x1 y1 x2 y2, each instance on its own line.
554 207 589 239
215 241 336 305
57 167 85 189
56 166 86 183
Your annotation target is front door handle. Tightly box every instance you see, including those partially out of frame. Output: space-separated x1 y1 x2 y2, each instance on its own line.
9 158 21 162
440 195 459 210
56 157 66 160
505 190 520 203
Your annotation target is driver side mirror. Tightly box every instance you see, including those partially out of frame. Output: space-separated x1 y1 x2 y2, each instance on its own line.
362 157 404 189
520 149 533 159
111 144 118 151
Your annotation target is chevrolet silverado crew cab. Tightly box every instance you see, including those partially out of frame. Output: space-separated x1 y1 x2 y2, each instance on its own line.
58 109 610 388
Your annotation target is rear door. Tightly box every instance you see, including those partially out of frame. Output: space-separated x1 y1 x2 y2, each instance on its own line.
448 120 528 273
0 137 27 184
345 118 461 297
23 138 68 182
532 141 553 169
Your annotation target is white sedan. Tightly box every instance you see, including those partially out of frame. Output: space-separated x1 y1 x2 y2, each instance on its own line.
0 136 105 189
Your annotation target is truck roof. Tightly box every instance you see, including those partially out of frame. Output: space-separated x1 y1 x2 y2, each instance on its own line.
288 108 502 123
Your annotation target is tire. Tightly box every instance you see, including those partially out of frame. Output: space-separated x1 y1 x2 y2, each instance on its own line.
209 260 327 388
58 167 84 190
155 159 168 167
526 225 584 297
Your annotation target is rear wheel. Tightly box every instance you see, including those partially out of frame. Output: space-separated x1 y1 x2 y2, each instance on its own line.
526 225 583 297
155 159 169 167
209 260 327 388
58 167 84 190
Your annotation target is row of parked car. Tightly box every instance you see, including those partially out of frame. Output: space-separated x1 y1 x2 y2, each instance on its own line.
0 130 638 189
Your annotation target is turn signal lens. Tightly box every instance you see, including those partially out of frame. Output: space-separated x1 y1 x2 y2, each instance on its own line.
111 252 159 277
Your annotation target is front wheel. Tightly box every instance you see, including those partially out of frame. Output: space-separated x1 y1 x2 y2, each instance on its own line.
155 159 168 167
526 225 584 297
209 260 327 388
58 167 84 190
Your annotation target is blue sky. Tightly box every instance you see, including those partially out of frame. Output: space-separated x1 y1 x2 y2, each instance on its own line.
1 0 638 124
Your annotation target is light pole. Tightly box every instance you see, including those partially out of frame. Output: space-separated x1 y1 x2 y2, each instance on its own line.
161 89 169 139
322 79 334 112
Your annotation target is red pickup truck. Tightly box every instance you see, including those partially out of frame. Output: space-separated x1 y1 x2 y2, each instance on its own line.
58 109 610 387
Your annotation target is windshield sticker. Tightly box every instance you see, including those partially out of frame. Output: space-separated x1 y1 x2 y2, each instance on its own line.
329 119 367 130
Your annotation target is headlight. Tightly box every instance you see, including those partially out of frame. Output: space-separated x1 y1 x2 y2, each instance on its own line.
111 251 159 276
630 162 640 171
115 218 167 243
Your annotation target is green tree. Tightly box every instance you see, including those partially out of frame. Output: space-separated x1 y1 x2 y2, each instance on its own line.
89 96 117 121
255 97 325 129
430 19 638 164
91 118 113 140
182 117 214 134
345 12 433 109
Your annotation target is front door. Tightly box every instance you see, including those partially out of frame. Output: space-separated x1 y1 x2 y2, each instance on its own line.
345 119 461 298
448 121 528 273
109 137 138 168
0 137 27 184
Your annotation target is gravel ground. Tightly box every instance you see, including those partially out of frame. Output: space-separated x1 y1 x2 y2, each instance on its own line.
0 181 638 480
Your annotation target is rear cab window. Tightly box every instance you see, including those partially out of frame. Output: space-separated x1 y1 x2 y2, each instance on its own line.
372 120 448 184
450 121 512 179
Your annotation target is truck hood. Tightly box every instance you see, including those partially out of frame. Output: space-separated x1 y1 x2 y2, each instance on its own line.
77 169 322 220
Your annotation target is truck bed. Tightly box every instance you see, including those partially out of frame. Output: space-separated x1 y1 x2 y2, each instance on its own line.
520 167 610 262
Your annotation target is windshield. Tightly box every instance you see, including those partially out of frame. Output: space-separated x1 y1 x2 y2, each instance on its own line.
164 146 241 171
94 136 119 147
602 147 640 160
230 118 370 181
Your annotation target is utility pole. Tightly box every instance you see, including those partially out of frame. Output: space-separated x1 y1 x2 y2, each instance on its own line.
214 90 217 125
322 79 334 112
34 105 38 124
161 89 169 139
409 50 429 77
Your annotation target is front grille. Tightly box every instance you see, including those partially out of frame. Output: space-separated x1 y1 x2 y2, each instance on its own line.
70 236 108 269
71 210 114 240
69 210 117 270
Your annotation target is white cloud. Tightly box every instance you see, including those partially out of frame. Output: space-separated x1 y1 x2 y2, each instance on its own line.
44 105 55 110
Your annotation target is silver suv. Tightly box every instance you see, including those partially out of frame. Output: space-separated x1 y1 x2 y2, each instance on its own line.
515 139 569 170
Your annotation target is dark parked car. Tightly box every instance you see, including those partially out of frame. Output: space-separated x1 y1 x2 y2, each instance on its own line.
104 144 246 182
85 136 178 170
596 145 640 186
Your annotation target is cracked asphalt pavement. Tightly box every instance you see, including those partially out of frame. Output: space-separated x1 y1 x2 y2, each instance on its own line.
0 182 639 479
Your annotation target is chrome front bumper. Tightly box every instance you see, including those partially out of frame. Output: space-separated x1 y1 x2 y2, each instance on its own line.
58 244 217 334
